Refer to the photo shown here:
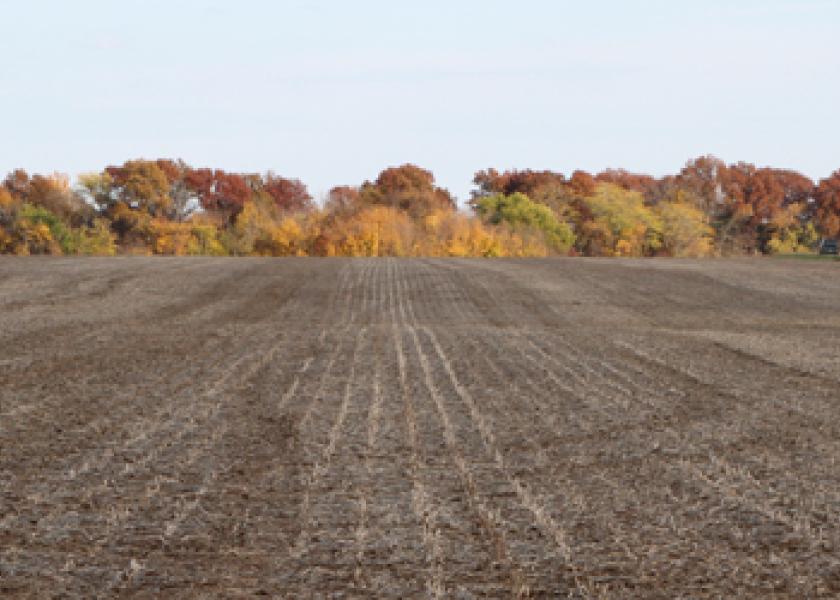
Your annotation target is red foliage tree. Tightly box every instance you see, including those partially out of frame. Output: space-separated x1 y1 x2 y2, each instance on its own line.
185 168 251 222
595 169 659 197
152 159 200 221
815 171 840 238
720 164 813 226
473 169 566 197
568 170 596 196
3 169 31 199
675 156 728 212
262 173 312 212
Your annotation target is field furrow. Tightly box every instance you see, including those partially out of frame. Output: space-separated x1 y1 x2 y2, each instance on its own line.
3 257 840 598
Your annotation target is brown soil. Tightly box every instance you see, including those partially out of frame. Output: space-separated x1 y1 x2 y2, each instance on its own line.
2 257 840 598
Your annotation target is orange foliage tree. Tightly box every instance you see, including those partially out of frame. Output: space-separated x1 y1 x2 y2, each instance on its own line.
359 164 455 218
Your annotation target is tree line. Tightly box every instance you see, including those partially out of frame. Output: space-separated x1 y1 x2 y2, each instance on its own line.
1 156 838 257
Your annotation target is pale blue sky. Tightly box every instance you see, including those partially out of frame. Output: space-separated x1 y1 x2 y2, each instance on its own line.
2 0 838 202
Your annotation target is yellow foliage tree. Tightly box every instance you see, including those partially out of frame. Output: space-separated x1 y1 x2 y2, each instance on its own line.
232 199 309 256
188 222 228 256
765 206 819 254
657 201 714 257
72 219 117 256
419 210 549 257
578 184 663 256
150 217 229 256
0 188 16 212
12 220 59 255
150 220 194 255
0 188 16 253
320 206 414 257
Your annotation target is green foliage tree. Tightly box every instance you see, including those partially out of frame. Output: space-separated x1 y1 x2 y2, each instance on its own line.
16 204 74 254
475 192 575 253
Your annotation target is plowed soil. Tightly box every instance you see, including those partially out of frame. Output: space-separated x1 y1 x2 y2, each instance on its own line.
2 257 840 598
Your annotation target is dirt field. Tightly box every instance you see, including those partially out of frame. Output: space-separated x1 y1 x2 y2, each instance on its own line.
2 257 840 598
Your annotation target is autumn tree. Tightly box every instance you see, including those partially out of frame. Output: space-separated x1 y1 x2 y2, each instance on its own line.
675 156 728 213
360 164 455 218
325 186 362 216
712 163 815 253
595 169 660 198
261 172 313 212
814 171 840 238
2 170 90 224
105 160 173 217
472 168 569 200
29 174 92 224
657 199 714 257
0 187 15 213
77 171 114 212
568 170 597 196
0 188 17 252
183 168 251 224
316 206 415 257
226 192 311 256
0 171 112 255
470 168 598 228
577 184 663 256
475 192 575 253
2 169 31 199
4 158 840 258
153 159 202 222
672 156 818 253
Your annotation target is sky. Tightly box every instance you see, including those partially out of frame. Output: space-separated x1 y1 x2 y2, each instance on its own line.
2 0 839 203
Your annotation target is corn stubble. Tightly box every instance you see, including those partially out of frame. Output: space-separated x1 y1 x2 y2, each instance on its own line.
1 256 840 598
